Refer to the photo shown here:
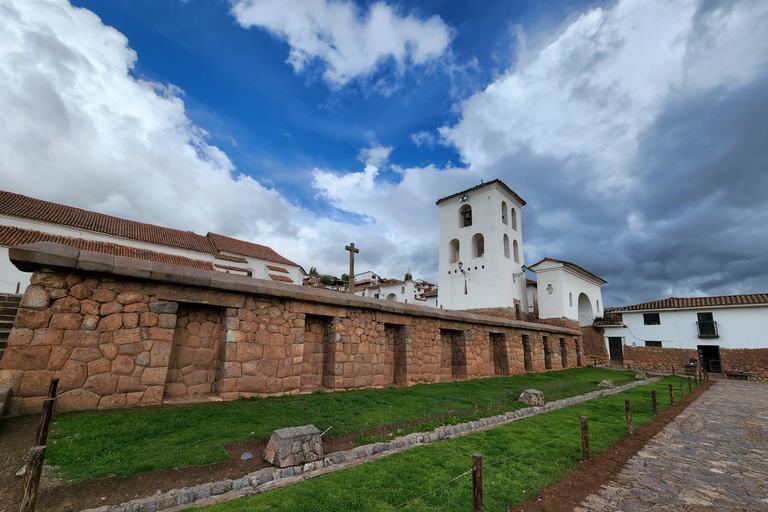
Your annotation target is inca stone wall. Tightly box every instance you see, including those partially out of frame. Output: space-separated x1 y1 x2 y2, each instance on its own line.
0 242 584 415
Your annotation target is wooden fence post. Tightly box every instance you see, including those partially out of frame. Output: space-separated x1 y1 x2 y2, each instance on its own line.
18 446 46 512
625 400 633 434
669 384 675 405
688 377 692 393
473 453 483 512
680 380 685 399
652 390 658 416
35 399 56 447
581 416 589 461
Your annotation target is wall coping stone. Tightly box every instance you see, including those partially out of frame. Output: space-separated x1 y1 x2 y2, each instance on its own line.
79 377 661 512
9 242 580 335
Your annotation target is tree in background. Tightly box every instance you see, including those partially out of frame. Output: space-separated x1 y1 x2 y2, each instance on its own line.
404 272 412 281
308 267 318 275
319 275 334 286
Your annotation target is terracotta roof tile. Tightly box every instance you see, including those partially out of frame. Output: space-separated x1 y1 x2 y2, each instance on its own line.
266 265 289 273
0 189 294 267
269 274 294 283
435 179 526 206
614 294 768 312
423 289 438 297
208 232 298 267
0 225 214 270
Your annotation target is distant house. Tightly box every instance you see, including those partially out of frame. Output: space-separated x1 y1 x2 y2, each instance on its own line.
0 190 303 293
353 273 437 306
601 294 768 379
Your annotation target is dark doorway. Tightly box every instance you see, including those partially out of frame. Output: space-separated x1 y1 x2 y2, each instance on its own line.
608 337 623 366
543 336 553 370
522 334 533 372
559 338 568 368
698 345 722 373
490 333 509 375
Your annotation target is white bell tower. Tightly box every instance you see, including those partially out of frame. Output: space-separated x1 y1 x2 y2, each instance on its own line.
436 180 528 314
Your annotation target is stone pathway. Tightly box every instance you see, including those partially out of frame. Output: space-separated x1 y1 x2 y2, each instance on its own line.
576 380 768 512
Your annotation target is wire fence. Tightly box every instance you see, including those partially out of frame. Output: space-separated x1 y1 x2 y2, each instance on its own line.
383 380 691 511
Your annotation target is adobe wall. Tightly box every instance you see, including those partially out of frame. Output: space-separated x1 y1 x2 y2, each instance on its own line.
0 242 584 415
621 345 768 381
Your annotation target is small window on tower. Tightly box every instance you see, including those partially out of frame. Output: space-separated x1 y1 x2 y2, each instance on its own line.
459 204 472 227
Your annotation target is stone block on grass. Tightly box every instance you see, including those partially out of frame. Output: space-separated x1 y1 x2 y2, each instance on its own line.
518 389 544 406
599 379 615 388
263 425 323 468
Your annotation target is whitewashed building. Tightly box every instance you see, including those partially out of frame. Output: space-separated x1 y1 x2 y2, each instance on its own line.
354 276 437 306
528 258 606 326
601 294 768 373
0 190 303 293
436 180 528 313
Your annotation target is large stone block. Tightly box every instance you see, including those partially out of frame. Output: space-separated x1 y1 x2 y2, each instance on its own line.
83 374 119 396
47 346 73 371
0 347 51 371
7 328 34 346
263 425 323 468
14 309 51 329
518 389 544 406
18 370 55 397
55 360 87 392
20 286 49 309
57 388 101 412
50 313 82 330
62 330 100 348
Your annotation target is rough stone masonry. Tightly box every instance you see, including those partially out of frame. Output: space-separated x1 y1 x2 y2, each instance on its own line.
0 242 584 415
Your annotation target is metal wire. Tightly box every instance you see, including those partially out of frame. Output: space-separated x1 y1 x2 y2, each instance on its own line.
386 468 473 511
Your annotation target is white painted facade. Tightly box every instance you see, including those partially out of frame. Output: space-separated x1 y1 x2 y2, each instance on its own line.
602 305 768 351
437 181 527 311
355 278 437 307
528 258 605 325
0 213 303 293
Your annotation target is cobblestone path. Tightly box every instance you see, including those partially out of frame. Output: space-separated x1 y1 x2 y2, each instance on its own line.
576 380 768 512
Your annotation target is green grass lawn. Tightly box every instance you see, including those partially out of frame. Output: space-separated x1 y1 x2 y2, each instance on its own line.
202 376 686 512
47 368 637 482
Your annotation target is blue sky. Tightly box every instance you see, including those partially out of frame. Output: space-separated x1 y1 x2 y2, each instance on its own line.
2 0 768 306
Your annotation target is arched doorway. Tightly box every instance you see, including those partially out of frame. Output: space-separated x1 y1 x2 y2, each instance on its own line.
386 293 397 301
577 293 593 326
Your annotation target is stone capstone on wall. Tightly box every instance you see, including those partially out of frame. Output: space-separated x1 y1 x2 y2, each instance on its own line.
263 425 323 468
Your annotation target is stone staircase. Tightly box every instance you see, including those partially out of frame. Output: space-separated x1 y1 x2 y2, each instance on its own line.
0 293 22 360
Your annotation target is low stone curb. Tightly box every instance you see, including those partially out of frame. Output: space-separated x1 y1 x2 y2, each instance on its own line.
81 377 661 512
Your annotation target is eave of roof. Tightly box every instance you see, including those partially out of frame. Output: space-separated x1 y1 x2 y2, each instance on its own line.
528 257 606 284
0 225 214 270
435 179 526 206
613 293 768 312
0 189 296 267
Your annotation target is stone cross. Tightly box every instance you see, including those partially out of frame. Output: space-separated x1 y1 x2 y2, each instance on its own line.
345 242 359 293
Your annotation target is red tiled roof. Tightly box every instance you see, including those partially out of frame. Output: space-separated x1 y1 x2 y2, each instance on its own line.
266 264 289 273
614 294 768 312
0 225 214 270
435 179 526 206
0 189 294 267
423 289 438 297
528 257 606 284
207 232 298 267
269 274 294 283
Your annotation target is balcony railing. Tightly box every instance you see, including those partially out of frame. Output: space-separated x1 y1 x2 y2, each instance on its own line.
697 320 718 338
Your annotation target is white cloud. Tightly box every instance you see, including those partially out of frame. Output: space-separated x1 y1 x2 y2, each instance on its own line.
411 131 435 147
229 0 452 87
358 144 392 167
440 0 768 193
